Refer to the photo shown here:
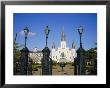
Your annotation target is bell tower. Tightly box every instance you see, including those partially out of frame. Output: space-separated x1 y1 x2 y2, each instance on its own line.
61 27 66 49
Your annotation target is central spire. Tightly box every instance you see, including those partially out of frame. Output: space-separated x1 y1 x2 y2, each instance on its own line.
61 26 66 41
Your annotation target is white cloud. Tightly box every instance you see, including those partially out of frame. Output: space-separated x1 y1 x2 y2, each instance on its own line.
19 30 24 35
19 30 36 36
28 32 36 36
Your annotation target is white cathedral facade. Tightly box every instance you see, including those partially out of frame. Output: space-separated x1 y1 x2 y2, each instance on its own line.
50 31 77 63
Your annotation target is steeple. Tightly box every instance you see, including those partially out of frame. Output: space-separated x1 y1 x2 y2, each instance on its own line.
61 26 66 41
61 26 66 49
52 30 55 49
52 42 55 49
72 41 75 49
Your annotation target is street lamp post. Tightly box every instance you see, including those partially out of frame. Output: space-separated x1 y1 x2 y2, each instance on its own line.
44 26 50 47
19 27 29 75
24 27 29 75
74 26 85 75
41 26 52 75
78 26 83 48
24 27 29 49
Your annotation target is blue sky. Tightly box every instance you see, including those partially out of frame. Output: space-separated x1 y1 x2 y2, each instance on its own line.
13 13 97 51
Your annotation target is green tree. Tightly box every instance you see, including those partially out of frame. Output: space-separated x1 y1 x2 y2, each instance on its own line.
14 42 21 61
85 47 97 75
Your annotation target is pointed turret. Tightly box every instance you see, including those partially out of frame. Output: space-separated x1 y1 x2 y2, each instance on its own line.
61 26 66 41
72 41 75 49
52 42 55 49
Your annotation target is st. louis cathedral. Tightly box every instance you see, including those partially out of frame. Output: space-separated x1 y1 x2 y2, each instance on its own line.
50 30 77 63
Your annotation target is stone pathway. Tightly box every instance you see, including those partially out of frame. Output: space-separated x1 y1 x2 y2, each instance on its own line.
32 64 74 75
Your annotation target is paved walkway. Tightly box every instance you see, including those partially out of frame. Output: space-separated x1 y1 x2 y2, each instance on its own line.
32 64 74 75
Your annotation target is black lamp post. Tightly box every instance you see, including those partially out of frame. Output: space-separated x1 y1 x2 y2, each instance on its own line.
24 27 29 49
44 26 50 47
42 26 52 75
78 26 83 48
74 26 85 75
20 27 29 75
